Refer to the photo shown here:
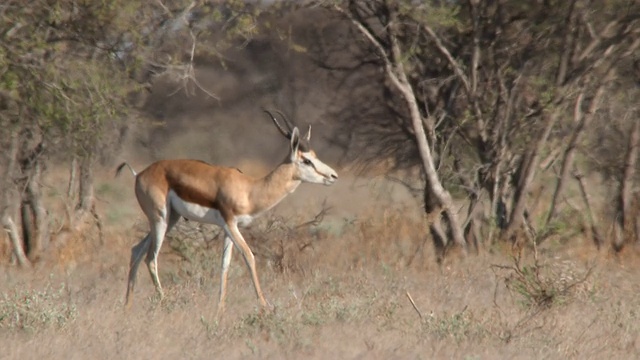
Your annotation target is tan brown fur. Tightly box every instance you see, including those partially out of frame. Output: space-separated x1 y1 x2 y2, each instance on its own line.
134 159 300 220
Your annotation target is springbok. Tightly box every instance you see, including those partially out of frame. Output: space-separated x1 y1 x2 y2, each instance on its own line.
117 110 338 316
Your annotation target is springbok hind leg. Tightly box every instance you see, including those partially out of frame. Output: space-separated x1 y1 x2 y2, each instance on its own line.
216 235 234 319
145 208 180 302
125 209 180 308
125 233 151 309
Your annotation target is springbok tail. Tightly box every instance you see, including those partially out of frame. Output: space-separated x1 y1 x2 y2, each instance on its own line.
116 162 138 177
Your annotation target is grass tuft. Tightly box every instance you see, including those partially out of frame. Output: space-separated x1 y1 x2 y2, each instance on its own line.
421 307 488 341
0 281 77 332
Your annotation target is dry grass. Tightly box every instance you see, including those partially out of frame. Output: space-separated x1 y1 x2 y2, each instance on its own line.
2 172 640 359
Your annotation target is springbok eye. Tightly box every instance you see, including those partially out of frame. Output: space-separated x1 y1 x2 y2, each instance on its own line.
302 158 313 166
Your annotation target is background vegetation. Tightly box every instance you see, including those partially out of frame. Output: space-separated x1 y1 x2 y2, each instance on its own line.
1 0 640 358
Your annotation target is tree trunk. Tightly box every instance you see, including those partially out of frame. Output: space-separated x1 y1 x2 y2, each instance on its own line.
614 119 640 252
25 161 50 258
1 132 31 267
546 92 585 225
68 157 78 199
69 153 103 243
504 110 558 243
20 202 34 256
77 155 94 213
463 194 482 253
454 159 482 252
64 157 79 229
573 170 604 249
546 78 609 227
429 215 449 264
424 182 450 263
16 138 46 260
74 154 95 227
635 198 640 245
3 216 31 268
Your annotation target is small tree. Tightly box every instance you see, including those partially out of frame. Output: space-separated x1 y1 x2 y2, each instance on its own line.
0 0 265 264
327 1 468 260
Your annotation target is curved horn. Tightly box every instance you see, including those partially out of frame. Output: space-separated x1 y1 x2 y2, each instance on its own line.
274 110 295 133
263 110 290 138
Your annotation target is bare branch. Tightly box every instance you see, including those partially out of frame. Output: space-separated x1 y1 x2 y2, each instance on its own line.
422 25 471 94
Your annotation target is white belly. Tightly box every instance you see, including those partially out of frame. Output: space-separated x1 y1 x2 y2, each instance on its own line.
168 190 226 226
168 190 255 227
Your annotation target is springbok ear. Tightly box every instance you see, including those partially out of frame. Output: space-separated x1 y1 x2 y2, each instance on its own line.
304 125 311 142
290 127 300 156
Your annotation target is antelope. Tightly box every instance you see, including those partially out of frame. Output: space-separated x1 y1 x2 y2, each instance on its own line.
117 110 338 316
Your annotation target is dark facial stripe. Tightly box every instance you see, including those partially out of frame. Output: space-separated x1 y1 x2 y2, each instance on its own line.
301 155 329 179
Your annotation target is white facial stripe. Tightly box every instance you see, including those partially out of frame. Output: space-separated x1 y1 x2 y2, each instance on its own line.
310 160 330 178
294 152 337 186
301 152 336 180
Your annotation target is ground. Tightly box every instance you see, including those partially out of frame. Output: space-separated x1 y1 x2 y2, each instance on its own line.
1 169 640 360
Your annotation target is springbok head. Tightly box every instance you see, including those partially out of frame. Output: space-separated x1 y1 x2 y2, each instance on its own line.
264 110 338 186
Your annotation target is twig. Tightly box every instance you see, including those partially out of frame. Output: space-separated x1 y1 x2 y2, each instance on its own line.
294 199 331 229
405 291 423 320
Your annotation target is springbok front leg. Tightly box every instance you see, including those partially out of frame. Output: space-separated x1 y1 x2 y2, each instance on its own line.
223 220 269 311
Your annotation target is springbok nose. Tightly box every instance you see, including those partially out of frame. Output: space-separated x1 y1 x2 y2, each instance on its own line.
331 173 338 180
